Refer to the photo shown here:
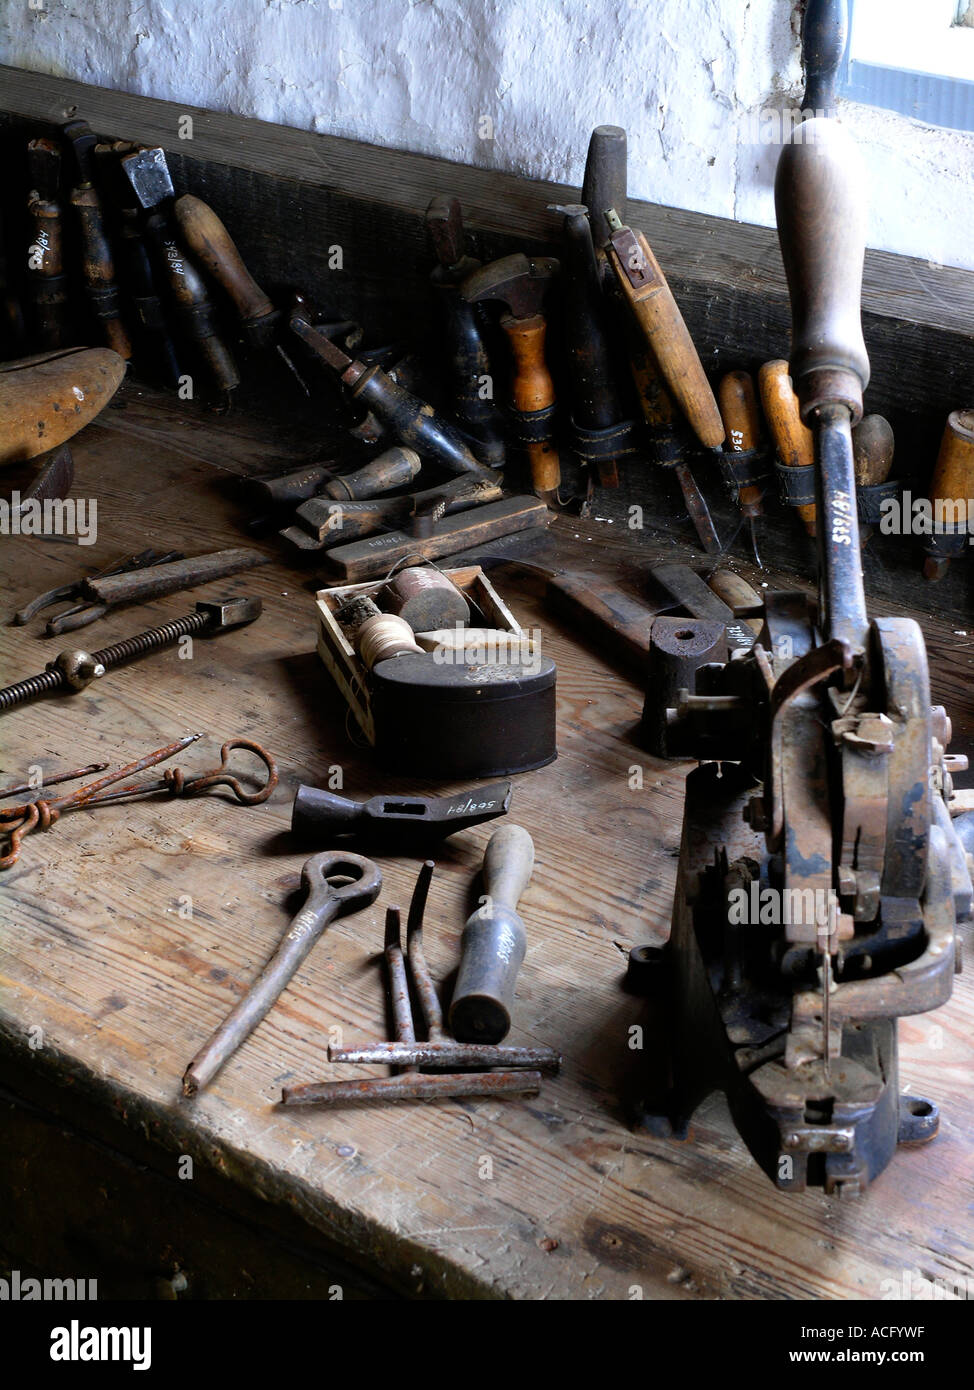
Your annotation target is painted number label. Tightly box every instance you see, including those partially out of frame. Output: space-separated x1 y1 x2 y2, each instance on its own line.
832 490 854 547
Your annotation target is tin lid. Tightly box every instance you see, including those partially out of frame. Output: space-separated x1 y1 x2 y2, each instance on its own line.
371 652 556 704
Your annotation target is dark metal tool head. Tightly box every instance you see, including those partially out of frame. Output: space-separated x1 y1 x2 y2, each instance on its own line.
425 194 465 269
195 596 263 628
291 782 513 843
582 124 627 249
120 146 175 210
459 253 559 319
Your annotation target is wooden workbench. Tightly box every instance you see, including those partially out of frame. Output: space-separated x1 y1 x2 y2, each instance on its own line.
1 382 973 1301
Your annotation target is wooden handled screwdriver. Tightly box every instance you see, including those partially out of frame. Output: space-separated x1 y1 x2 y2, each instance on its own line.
62 119 132 360
923 409 974 580
26 139 70 351
604 207 725 453
718 370 765 566
450 824 534 1043
630 339 720 553
758 359 817 536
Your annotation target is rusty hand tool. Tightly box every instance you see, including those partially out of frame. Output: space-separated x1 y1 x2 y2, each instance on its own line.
0 762 108 800
288 297 492 479
717 370 766 567
13 547 184 629
548 203 630 489
0 733 201 869
245 445 419 511
604 208 725 454
26 138 70 351
628 339 721 554
426 195 506 469
923 409 974 580
0 596 262 713
120 148 239 397
802 0 849 118
291 781 512 844
39 546 268 635
327 859 560 1072
582 124 627 262
182 851 383 1096
61 119 133 360
636 110 973 1196
758 359 818 535
173 193 310 392
852 413 895 549
459 254 561 503
281 871 543 1106
450 823 533 1043
77 738 278 807
282 473 503 551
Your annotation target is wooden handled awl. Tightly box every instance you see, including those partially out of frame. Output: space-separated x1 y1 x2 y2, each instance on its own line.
26 139 69 351
605 208 724 452
923 409 974 580
62 119 132 360
758 359 817 536
450 824 533 1043
718 370 765 565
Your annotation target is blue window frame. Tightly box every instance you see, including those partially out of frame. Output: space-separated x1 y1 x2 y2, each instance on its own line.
842 0 974 131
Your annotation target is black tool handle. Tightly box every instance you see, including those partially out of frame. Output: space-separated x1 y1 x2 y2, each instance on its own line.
430 276 506 467
582 125 627 251
802 0 849 117
556 204 622 430
450 824 533 1043
116 210 182 385
350 364 492 477
773 116 869 421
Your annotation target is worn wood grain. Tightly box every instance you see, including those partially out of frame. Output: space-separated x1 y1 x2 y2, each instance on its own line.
1 382 972 1299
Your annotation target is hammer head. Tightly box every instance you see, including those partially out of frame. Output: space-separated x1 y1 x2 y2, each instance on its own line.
460 253 559 319
195 596 263 629
120 147 175 210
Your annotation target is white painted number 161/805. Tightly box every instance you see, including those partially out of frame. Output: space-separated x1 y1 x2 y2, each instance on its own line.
832 490 854 547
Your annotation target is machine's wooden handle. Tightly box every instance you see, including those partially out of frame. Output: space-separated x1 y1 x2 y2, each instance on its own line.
607 225 724 449
852 414 894 488
758 359 817 535
175 194 275 323
802 0 849 117
502 313 560 498
718 370 763 515
773 116 869 421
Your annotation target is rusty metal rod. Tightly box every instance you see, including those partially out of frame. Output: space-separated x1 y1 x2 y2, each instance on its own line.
281 1070 542 1106
0 761 108 800
327 1040 561 1071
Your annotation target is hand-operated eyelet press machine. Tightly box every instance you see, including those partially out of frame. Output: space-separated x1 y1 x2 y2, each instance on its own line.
631 114 974 1196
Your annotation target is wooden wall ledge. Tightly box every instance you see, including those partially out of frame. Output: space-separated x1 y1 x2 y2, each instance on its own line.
2 63 972 340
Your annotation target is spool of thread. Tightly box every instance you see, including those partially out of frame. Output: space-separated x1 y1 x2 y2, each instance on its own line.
383 566 471 632
356 613 424 669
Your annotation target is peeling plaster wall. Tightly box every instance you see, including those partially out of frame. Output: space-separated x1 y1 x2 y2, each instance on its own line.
2 0 973 269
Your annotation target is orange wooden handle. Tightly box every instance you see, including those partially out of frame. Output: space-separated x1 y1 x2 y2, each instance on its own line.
175 194 275 322
629 341 677 430
608 229 724 449
929 410 974 521
718 370 763 514
758 359 817 535
502 314 555 414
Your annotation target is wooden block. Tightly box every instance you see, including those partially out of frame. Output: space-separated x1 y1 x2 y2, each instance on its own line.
322 496 552 581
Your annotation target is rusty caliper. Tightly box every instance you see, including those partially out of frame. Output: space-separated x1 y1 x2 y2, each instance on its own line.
632 116 972 1195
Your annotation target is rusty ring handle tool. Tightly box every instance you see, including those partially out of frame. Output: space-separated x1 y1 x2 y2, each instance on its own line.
84 739 279 808
182 851 383 1096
